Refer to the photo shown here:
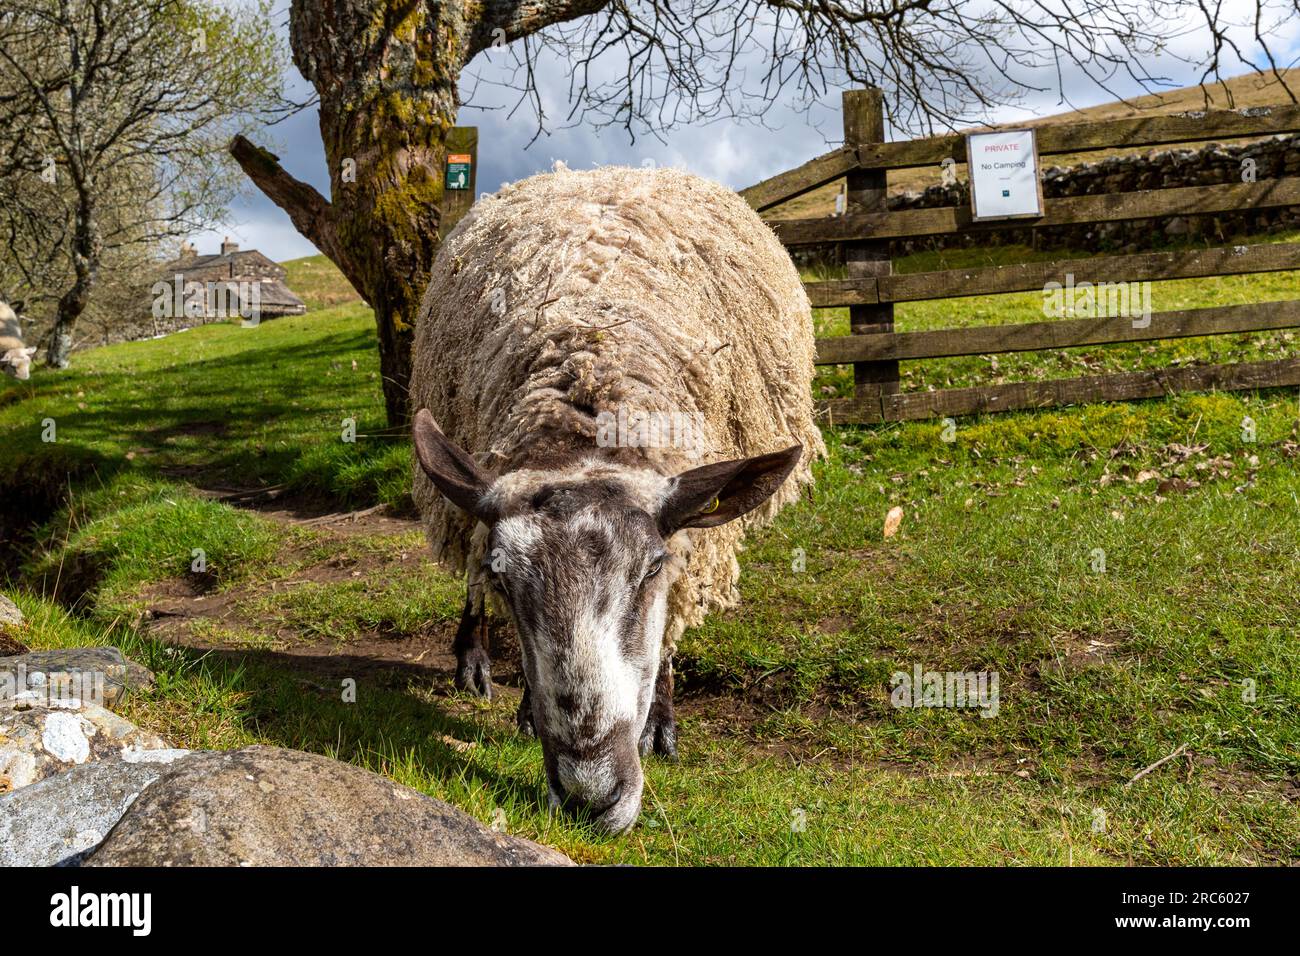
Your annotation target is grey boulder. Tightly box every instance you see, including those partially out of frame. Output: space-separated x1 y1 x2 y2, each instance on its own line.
0 646 155 710
0 749 192 866
87 746 573 867
0 697 171 793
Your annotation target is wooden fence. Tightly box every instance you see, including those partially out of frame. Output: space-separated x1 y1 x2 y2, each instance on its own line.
742 90 1300 424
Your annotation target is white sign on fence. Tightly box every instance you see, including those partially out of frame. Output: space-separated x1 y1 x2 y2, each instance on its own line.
966 129 1043 220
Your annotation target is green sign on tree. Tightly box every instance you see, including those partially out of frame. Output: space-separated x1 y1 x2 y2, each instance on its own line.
446 154 472 190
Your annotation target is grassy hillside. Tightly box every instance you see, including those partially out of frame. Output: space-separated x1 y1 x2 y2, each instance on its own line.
1 229 1297 864
282 254 364 312
765 69 1300 220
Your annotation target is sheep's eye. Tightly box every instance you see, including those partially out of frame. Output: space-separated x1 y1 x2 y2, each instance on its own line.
644 556 665 580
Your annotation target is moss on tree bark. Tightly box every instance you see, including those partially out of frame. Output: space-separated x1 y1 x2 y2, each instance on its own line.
233 0 612 428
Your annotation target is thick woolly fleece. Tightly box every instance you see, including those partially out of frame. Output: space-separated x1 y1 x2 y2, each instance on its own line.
410 163 826 653
0 303 26 353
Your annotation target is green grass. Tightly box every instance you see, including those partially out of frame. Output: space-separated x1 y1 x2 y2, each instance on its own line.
0 300 411 518
1 240 1297 865
22 478 282 617
242 572 465 644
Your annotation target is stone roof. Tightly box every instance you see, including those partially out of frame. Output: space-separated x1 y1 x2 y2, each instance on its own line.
159 248 286 280
158 242 306 316
256 278 307 310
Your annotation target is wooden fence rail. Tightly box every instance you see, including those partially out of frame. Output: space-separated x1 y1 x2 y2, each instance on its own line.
745 103 1300 213
815 300 1300 364
742 91 1300 424
774 178 1300 246
822 358 1300 425
857 104 1300 169
805 242 1300 307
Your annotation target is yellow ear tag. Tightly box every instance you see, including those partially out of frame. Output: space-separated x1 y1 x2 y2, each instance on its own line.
701 497 720 515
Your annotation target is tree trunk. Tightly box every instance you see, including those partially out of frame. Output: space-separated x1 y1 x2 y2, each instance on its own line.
232 0 608 427
293 0 467 428
46 199 100 369
234 0 463 428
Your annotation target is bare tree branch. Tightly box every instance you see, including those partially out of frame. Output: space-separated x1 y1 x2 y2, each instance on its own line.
462 0 1299 143
229 134 368 300
0 0 291 365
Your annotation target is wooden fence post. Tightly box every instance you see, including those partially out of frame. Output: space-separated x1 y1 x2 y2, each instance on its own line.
842 88 899 409
440 126 478 240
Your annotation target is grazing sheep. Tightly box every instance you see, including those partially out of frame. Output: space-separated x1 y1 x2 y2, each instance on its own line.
411 164 825 833
0 301 35 381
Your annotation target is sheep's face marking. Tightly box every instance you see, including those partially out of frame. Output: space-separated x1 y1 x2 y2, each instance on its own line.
1 347 35 381
486 480 671 834
412 408 803 834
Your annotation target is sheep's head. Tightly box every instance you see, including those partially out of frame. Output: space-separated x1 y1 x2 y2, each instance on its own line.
413 408 800 834
1 347 36 381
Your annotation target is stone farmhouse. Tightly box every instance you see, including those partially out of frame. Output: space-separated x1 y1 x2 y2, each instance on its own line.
156 238 306 321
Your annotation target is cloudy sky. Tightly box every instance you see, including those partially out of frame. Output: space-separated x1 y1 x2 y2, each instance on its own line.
194 1 1300 262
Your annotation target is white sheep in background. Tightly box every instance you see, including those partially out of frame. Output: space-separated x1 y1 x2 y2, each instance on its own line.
0 301 36 381
411 164 825 833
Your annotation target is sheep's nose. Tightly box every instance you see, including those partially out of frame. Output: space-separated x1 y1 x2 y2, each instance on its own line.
547 763 643 834
557 773 624 817
563 778 641 834
552 755 629 815
579 780 624 817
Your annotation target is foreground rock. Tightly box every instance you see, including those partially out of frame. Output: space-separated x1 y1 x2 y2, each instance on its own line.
0 750 191 866
0 647 155 710
0 594 23 633
0 698 171 793
87 746 573 867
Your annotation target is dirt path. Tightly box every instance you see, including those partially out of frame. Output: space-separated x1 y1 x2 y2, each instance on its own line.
143 485 774 744
146 487 504 693
195 482 421 533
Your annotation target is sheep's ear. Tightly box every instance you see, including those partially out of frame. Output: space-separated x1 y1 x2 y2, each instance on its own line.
658 445 802 535
412 408 497 523
24 347 36 357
